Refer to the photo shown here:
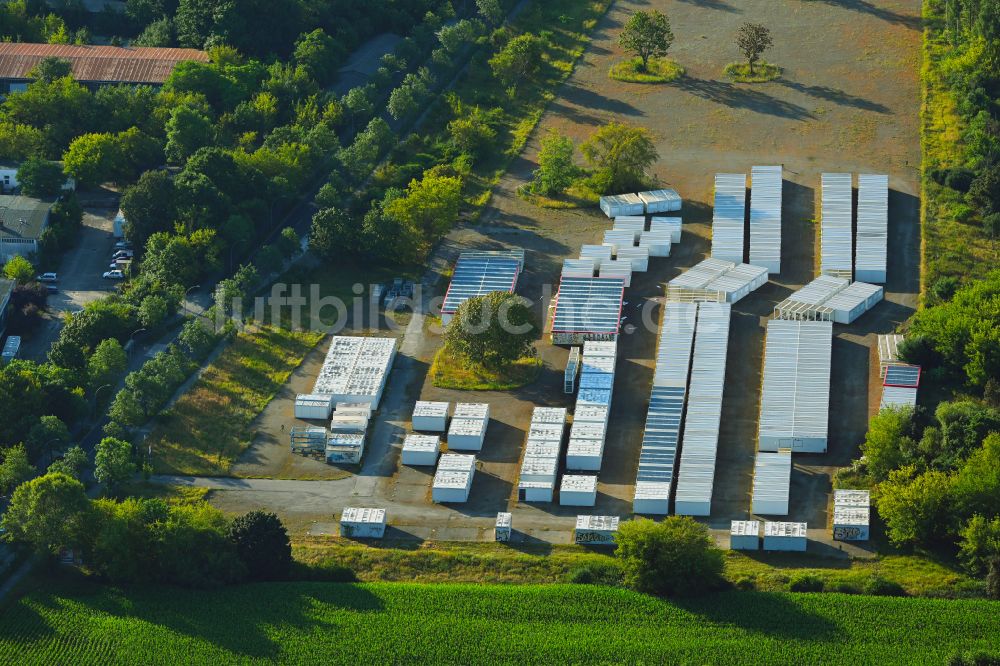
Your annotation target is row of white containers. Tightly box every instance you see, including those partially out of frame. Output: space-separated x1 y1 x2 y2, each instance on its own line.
673 303 732 516
774 275 884 324
567 341 617 473
599 189 682 217
633 302 697 514
730 520 807 551
758 320 833 453
518 406 568 503
711 173 747 264
666 258 768 304
748 166 783 274
856 174 889 283
312 336 397 407
820 173 890 283
432 453 476 503
447 402 490 451
820 173 854 279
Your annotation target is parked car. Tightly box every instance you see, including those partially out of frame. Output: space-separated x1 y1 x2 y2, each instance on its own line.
111 250 134 260
45 284 58 294
113 240 132 250
103 269 125 280
36 272 58 283
108 260 131 270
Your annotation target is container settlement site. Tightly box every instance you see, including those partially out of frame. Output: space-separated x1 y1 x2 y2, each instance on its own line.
222 164 916 553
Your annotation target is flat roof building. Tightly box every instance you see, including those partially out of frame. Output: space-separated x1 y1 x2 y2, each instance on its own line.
0 195 53 261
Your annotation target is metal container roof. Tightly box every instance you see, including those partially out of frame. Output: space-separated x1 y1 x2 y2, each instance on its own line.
834 489 871 507
711 173 747 263
402 434 439 451
575 515 619 531
748 166 782 273
731 520 760 536
413 401 449 417
758 320 833 445
341 507 386 524
880 385 918 410
551 277 625 335
774 275 849 320
820 173 853 278
751 452 792 513
441 251 522 315
878 334 905 365
638 189 682 208
612 216 647 232
453 402 489 420
855 174 889 282
0 42 208 84
764 521 807 537
823 281 884 323
560 474 598 492
884 363 920 388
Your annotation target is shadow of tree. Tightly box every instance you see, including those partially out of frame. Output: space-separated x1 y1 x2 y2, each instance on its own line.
676 590 845 640
775 78 891 114
674 0 740 12
802 0 922 30
671 75 815 121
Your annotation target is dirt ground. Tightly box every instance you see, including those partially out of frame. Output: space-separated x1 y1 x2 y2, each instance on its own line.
221 0 921 543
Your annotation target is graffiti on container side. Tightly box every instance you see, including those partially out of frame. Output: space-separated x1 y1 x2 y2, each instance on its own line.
576 531 615 545
833 526 866 540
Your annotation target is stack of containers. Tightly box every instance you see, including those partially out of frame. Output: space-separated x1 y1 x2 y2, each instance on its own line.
599 193 644 218
612 215 646 234
758 320 833 454
598 260 632 287
580 244 613 264
700 263 769 304
566 342 616 471
823 280 884 324
748 165 783 274
763 521 808 551
401 433 440 466
325 433 366 463
615 246 650 272
633 302 697 514
820 173 854 279
833 489 871 541
650 216 683 243
855 174 889 283
603 228 638 253
711 173 747 263
638 189 682 213
562 258 597 278
517 407 567 502
559 474 598 506
639 228 672 257
447 403 490 451
412 401 449 432
751 450 793 515
313 336 397 408
432 453 476 503
773 275 850 321
294 394 334 420
674 303 732 516
880 364 920 411
665 258 736 302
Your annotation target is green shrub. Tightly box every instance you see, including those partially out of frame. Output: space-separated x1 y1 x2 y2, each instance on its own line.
827 580 861 594
952 203 976 223
930 275 961 302
863 574 906 597
566 562 624 586
732 575 756 591
788 573 825 593
948 652 1000 666
615 517 725 597
944 168 975 193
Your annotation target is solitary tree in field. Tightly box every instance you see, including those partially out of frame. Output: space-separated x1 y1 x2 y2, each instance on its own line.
532 131 577 195
445 292 537 370
736 22 773 75
580 122 658 194
228 510 292 581
615 516 724 597
619 10 674 72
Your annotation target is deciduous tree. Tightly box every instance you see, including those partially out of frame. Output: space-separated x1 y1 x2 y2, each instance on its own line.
444 292 537 370
489 34 543 89
1 472 90 557
735 22 773 75
619 10 674 71
615 516 724 596
533 131 577 195
580 122 658 193
94 437 136 492
16 157 65 197
227 510 292 580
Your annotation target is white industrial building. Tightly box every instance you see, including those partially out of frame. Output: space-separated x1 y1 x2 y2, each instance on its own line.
711 173 747 263
599 193 644 218
730 520 761 550
674 303 732 516
855 174 889 283
751 451 792 515
440 251 523 325
820 173 854 279
748 165 783 274
340 507 386 539
574 515 620 545
313 336 396 408
758 320 833 453
763 521 808 551
432 453 476 503
412 401 449 432
559 475 598 506
637 189 682 213
666 258 768 304
400 433 440 466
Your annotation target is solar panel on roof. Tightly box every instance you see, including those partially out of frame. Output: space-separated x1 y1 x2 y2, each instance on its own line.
884 364 920 388
441 252 522 315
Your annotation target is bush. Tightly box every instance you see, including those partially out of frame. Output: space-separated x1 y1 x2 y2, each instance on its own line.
948 652 1000 666
227 511 292 581
732 575 756 591
615 517 724 597
862 574 906 597
944 168 976 193
788 573 825 592
566 562 623 586
930 275 961 302
827 580 861 594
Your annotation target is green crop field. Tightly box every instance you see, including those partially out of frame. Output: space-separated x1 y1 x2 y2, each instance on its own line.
1 582 997 664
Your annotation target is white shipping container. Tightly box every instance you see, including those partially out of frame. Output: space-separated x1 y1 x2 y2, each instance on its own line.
340 507 386 538
575 515 619 545
748 165 783 274
638 188 682 213
638 230 672 257
834 489 871 507
562 258 597 278
599 193 645 218
615 246 650 272
432 454 476 503
598 260 632 288
824 280 884 325
820 173 854 278
559 474 598 506
711 173 747 264
603 228 639 251
400 433 440 466
294 393 334 420
833 506 870 541
518 480 554 502
763 521 808 551
612 215 647 233
751 451 792 515
565 438 605 471
633 481 672 515
649 216 683 243
855 174 889 283
495 512 512 542
412 401 449 432
326 433 366 464
730 520 761 550
447 418 488 451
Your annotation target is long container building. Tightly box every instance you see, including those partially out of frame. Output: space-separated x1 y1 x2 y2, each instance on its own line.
313 336 396 408
666 258 767 304
566 342 617 471
550 276 625 345
633 302 697 514
758 320 833 453
820 173 854 279
822 280 884 324
517 407 567 503
673 303 732 516
855 174 889 283
751 451 792 515
748 165 783 274
711 173 747 263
